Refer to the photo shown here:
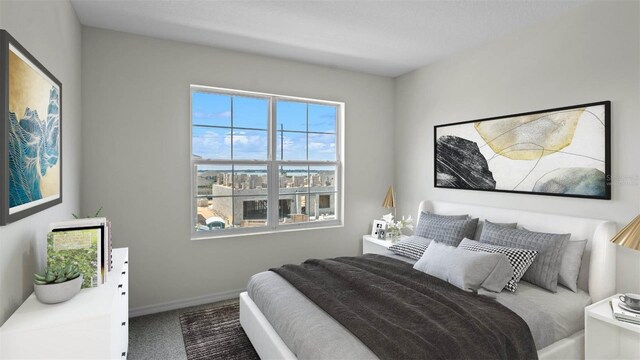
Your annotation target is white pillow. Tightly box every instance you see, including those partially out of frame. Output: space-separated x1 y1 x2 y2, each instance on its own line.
413 241 513 294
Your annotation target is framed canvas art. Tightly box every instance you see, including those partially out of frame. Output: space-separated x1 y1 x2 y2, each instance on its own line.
434 101 610 200
0 30 62 224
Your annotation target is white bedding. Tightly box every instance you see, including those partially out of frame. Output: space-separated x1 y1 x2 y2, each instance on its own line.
247 251 591 359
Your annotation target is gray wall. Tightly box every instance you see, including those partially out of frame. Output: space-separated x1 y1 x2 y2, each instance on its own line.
81 28 395 311
395 1 640 292
0 0 82 325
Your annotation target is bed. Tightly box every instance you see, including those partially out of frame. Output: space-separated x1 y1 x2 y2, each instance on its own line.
240 201 617 359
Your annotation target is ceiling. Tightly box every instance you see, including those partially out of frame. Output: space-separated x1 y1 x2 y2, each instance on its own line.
71 0 588 77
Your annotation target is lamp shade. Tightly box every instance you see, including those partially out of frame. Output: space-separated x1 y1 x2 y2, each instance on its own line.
382 186 395 209
610 215 640 251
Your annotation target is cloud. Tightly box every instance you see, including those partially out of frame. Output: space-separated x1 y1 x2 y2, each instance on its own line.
193 110 231 122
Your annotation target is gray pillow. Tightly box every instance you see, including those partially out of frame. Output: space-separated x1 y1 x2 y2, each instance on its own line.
415 211 468 237
423 211 469 220
480 221 570 292
458 238 537 292
413 241 513 294
473 220 518 240
415 212 478 247
558 240 587 292
388 236 432 260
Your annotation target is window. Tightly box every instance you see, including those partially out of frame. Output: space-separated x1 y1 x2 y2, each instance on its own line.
191 86 342 238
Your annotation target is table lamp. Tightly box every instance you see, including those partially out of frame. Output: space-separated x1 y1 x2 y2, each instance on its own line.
382 185 396 219
610 215 640 251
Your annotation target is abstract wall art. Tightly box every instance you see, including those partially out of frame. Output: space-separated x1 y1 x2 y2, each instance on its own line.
434 101 610 200
0 30 62 224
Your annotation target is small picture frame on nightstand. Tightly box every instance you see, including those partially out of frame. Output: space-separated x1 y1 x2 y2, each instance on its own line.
371 220 387 238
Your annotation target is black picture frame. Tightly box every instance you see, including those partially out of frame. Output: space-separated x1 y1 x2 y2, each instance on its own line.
433 101 611 200
0 30 62 225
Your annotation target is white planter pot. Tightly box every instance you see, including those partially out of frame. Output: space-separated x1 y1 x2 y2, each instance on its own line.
34 275 83 304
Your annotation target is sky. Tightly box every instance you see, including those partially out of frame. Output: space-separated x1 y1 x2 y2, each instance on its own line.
192 92 337 161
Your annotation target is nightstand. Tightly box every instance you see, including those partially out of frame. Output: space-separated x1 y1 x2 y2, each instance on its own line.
362 235 407 255
585 294 640 359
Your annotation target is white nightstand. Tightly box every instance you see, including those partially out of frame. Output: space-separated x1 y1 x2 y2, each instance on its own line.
362 235 407 255
585 294 640 359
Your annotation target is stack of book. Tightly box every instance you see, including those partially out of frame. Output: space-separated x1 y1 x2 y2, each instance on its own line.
48 218 112 288
610 297 640 325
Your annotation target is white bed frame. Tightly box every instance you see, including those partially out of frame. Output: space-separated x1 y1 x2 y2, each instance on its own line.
240 200 617 360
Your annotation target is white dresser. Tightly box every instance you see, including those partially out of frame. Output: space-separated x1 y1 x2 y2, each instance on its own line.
1 248 129 359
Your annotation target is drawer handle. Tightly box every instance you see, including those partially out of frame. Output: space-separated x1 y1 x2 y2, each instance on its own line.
122 291 126 296
125 261 128 264
122 271 126 275
121 352 126 357
118 284 123 288
122 321 126 326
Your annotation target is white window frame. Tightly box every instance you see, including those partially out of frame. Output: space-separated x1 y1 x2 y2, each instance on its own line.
190 85 344 240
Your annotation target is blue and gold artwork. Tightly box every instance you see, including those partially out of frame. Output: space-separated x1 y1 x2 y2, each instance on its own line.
435 102 610 199
7 44 61 213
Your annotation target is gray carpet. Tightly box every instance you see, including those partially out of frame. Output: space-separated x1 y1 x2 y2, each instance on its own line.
128 298 249 360
180 301 259 360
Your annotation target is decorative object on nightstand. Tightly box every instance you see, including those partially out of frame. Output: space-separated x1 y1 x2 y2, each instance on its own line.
382 213 413 242
610 214 640 251
585 294 640 359
371 220 387 238
382 185 396 218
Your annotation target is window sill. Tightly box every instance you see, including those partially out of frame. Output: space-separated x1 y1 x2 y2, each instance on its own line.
190 221 344 241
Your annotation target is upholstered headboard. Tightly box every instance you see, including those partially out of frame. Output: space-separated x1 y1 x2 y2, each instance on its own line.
419 200 617 302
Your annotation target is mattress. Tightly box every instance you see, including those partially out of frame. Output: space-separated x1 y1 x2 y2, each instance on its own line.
247 251 591 359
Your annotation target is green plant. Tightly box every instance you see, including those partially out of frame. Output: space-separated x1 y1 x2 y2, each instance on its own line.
72 206 103 219
33 263 81 285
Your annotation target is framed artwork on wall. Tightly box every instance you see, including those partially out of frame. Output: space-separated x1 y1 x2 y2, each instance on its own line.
0 30 62 225
434 101 610 200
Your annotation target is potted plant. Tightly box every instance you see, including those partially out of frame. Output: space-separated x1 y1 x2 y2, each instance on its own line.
33 263 83 304
382 213 414 242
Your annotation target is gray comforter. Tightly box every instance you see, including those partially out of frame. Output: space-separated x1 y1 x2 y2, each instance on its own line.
247 252 591 359
269 254 537 360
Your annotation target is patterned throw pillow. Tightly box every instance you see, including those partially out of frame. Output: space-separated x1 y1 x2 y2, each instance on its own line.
458 239 537 292
480 221 570 292
388 236 432 260
415 212 478 247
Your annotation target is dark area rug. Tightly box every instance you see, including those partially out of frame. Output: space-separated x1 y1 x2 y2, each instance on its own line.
180 300 259 360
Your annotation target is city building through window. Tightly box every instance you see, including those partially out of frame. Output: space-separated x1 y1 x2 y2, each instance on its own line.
191 86 343 237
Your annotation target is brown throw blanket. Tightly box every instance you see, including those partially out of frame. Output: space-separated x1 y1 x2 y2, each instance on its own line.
271 254 537 360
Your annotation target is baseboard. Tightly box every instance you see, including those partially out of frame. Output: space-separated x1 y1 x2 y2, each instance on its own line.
129 288 245 318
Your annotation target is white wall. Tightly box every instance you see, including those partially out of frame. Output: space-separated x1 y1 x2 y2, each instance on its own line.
0 0 82 325
395 1 640 292
81 28 395 311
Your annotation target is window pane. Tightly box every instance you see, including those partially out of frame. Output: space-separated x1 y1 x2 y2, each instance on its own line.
233 165 268 194
232 129 268 160
195 196 232 232
277 131 306 160
308 133 336 161
192 92 231 127
237 197 268 227
277 101 306 132
233 96 268 129
309 165 336 190
196 165 231 196
279 165 308 190
308 104 336 133
309 193 337 222
192 126 231 160
279 165 309 224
